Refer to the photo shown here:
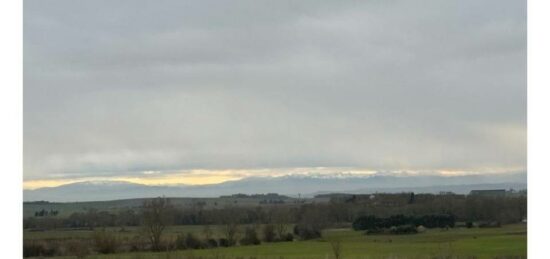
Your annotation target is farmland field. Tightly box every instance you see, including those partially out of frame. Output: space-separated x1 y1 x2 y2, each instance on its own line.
24 224 527 259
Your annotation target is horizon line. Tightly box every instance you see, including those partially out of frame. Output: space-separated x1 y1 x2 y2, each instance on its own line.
23 167 526 190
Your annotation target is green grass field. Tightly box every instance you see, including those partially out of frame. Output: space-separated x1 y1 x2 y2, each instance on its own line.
25 224 526 259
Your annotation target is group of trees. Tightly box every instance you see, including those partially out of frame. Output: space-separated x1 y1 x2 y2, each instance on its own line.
352 214 455 232
140 198 295 251
34 209 59 217
327 193 526 225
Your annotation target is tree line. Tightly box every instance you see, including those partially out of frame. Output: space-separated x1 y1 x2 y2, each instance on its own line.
23 193 527 257
24 193 527 231
352 214 456 231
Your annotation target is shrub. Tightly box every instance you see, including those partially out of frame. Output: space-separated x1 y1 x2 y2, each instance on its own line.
218 238 230 247
352 214 456 231
65 239 89 258
160 239 177 251
128 235 148 252
384 215 412 228
389 225 418 235
417 214 455 228
364 227 384 235
23 241 44 257
175 234 185 249
176 233 204 250
240 227 261 245
205 238 218 248
352 215 378 231
23 240 58 257
293 224 322 240
92 229 119 254
262 224 276 242
283 233 294 241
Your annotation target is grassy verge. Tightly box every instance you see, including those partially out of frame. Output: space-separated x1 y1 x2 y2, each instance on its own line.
26 224 526 259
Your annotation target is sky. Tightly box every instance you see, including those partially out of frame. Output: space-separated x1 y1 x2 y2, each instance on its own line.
23 0 526 189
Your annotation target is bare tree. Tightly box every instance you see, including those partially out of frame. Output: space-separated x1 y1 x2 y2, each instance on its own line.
262 224 276 242
329 238 342 259
223 222 240 246
141 197 173 251
273 209 289 240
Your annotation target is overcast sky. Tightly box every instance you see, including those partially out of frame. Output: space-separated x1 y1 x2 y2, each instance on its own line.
24 0 526 185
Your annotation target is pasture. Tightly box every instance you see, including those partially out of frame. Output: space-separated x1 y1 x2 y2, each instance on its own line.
24 224 527 259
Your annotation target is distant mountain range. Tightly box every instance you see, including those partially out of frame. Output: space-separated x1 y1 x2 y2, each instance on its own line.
23 172 527 202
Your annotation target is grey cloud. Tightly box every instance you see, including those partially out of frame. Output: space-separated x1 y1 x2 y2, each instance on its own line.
24 0 526 180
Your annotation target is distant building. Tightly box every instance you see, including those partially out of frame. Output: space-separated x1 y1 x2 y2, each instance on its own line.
439 191 455 195
469 189 506 197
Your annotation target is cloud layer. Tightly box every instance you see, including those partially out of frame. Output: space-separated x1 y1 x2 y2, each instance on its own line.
24 0 526 181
